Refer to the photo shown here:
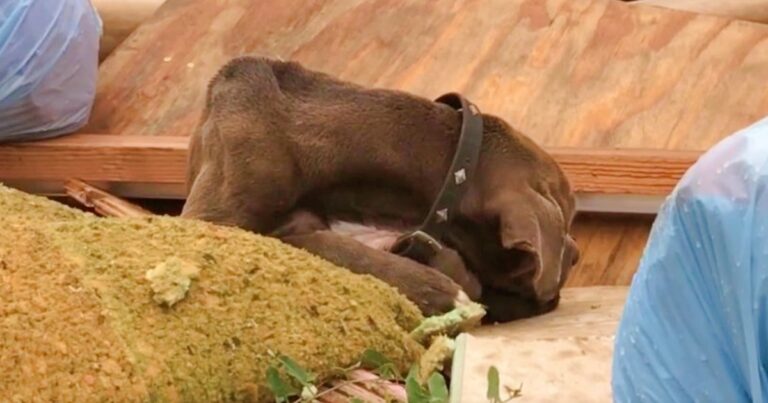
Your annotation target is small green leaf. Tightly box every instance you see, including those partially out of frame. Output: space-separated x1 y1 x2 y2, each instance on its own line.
266 366 298 402
361 349 401 380
487 366 501 402
405 365 430 403
361 349 394 368
350 399 365 403
427 372 450 403
376 363 401 380
277 355 315 386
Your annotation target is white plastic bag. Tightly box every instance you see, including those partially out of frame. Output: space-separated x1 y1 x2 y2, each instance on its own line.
0 0 101 142
613 116 768 402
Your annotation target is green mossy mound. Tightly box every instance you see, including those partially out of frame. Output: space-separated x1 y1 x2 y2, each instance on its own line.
0 185 424 402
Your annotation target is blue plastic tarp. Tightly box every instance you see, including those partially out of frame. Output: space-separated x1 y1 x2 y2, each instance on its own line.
0 0 101 142
612 116 768 402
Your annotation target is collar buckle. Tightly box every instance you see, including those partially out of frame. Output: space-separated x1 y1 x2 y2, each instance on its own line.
390 230 444 264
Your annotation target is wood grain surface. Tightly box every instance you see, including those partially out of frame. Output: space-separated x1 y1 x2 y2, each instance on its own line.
0 135 187 184
92 0 166 60
567 213 653 286
72 0 768 287
86 0 768 152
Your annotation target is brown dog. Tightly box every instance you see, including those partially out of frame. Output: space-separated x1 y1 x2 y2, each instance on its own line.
181 56 579 322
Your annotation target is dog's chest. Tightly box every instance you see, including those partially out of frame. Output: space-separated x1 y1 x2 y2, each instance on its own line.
328 220 404 251
304 185 428 250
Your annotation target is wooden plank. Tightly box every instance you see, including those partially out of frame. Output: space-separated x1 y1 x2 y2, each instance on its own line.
0 134 699 200
0 135 187 184
451 286 628 402
576 194 664 214
552 147 698 195
85 0 768 153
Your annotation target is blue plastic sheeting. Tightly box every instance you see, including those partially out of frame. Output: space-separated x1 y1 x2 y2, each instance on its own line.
0 0 101 142
613 116 768 403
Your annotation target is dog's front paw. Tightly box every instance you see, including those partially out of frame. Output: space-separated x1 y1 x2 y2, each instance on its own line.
409 276 465 317
407 270 486 320
428 247 482 301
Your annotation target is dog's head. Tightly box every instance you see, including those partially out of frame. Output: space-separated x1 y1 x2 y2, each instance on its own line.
448 115 579 322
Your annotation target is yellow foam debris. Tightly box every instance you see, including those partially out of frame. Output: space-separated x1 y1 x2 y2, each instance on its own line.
418 336 455 384
0 184 424 402
145 257 201 307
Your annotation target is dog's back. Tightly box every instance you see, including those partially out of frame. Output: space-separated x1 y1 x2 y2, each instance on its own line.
201 56 461 199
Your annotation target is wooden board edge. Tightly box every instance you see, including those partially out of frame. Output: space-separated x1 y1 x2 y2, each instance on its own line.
449 333 469 403
0 134 701 203
576 193 665 214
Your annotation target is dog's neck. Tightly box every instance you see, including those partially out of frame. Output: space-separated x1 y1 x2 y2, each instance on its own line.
418 110 493 223
432 119 523 225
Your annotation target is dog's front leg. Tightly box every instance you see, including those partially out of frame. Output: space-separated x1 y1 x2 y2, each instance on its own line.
281 231 467 317
427 248 482 301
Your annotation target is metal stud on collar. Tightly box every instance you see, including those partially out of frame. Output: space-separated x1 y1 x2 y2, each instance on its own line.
454 168 467 185
436 208 449 223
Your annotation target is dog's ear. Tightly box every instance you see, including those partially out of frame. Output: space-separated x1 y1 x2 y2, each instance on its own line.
497 188 567 303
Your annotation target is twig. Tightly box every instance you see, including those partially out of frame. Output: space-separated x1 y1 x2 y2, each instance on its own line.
64 179 151 218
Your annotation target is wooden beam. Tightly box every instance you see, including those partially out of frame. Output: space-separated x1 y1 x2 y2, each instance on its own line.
0 134 700 211
0 134 698 195
0 134 187 184
549 147 699 195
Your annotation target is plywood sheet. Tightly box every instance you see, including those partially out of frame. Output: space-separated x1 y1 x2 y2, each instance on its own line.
92 0 166 60
87 0 768 152
452 286 628 402
567 214 653 287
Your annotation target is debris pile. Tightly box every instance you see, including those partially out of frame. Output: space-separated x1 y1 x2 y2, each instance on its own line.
0 184 425 402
